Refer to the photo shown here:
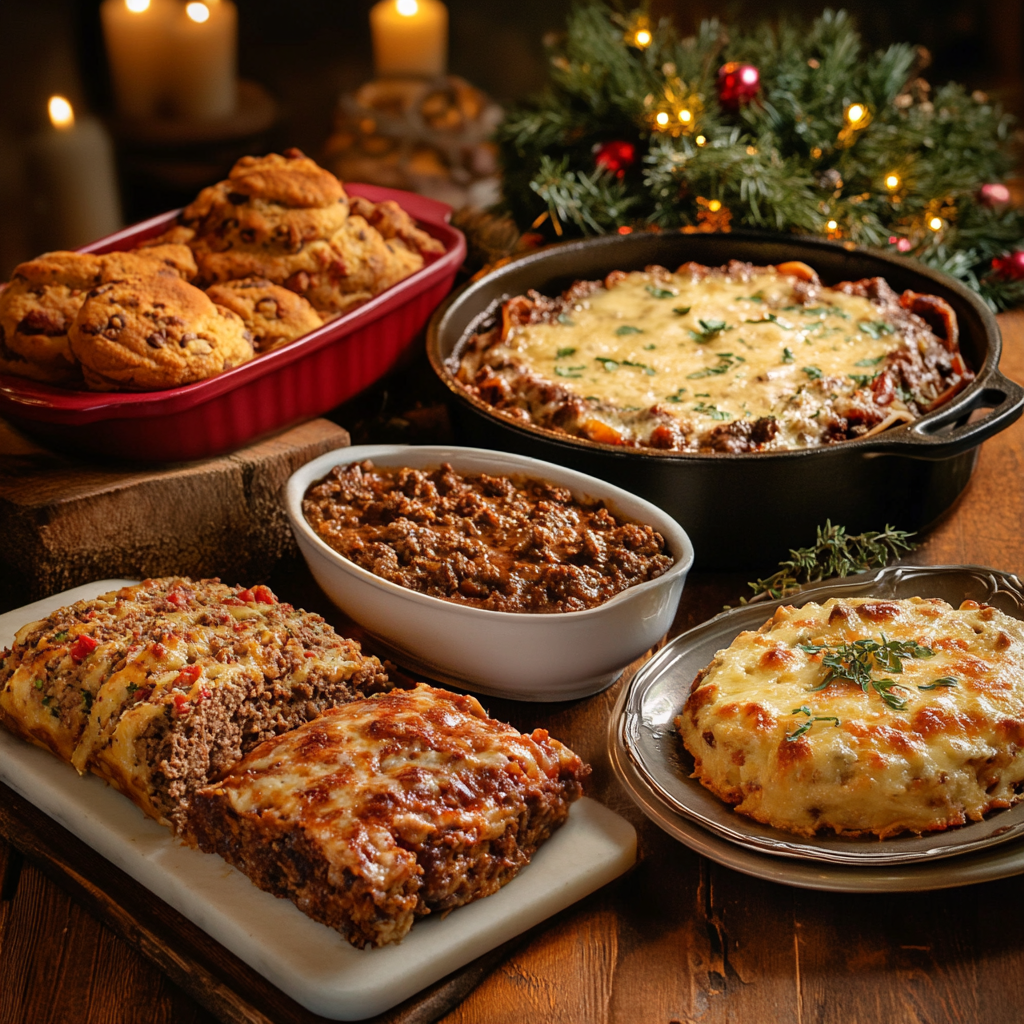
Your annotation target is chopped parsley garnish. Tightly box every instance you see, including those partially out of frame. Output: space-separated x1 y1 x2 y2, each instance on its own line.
673 305 692 316
744 312 793 329
53 631 68 642
737 292 765 302
802 305 850 318
554 365 585 378
855 355 886 367
643 343 657 350
81 690 94 712
34 678 44 690
689 318 732 341
687 352 744 379
646 285 675 299
666 387 687 403
858 320 894 339
692 402 730 420
556 313 575 326
615 325 644 336
849 372 880 387
896 383 915 404
918 677 959 690
621 359 656 375
798 636 935 711
785 706 841 741
126 682 139 695
555 346 577 358
782 347 795 363
802 365 824 380
50 708 59 719
41 696 51 707
595 357 619 372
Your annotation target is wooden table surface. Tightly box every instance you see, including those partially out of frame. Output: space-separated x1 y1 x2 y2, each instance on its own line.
3 312 1024 1024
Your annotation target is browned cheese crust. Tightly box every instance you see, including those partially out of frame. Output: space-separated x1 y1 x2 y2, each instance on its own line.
455 260 974 453
189 683 589 947
0 577 391 832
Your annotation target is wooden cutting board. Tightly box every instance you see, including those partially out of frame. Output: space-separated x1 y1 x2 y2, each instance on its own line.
0 418 349 612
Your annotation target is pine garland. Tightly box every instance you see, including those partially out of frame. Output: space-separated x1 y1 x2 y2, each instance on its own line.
497 5 1024 309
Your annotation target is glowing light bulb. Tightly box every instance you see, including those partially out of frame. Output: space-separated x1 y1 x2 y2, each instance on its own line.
928 216 943 231
634 29 652 47
695 135 707 146
655 111 669 127
48 95 75 130
845 103 867 126
677 108 692 124
826 219 838 231
708 199 722 213
186 2 210 23
125 0 150 11
740 67 758 85
885 173 900 191
396 0 418 14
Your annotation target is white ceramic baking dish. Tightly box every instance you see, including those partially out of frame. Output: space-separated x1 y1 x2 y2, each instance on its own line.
284 444 694 701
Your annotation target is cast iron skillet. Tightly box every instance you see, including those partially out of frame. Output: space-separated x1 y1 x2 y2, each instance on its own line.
428 232 1023 569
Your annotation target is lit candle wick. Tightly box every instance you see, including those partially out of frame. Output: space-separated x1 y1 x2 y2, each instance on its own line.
125 0 150 11
48 95 75 130
396 0 418 14
186 2 211 23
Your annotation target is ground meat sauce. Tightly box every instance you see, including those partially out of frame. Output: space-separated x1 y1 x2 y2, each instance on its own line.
302 461 675 613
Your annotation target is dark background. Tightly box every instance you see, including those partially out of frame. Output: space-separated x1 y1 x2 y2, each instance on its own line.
1 0 1022 274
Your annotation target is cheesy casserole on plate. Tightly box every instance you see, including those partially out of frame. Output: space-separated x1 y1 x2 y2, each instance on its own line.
456 260 973 453
676 597 1024 837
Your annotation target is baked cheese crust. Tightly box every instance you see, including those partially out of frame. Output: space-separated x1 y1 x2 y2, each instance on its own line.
456 261 972 453
0 577 390 830
189 683 589 947
675 597 1024 838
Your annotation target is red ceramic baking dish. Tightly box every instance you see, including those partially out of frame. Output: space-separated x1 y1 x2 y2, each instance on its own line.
0 184 465 462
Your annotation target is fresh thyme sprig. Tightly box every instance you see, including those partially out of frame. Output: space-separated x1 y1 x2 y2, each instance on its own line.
745 521 917 602
785 705 841 741
798 635 935 710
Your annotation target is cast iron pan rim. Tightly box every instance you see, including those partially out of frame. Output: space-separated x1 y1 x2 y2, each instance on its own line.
427 230 1007 463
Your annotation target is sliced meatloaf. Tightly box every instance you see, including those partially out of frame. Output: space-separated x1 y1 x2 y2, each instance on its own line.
188 683 589 947
0 577 390 832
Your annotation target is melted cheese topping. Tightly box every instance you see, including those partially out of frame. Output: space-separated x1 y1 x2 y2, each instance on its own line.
676 597 1024 837
494 268 919 448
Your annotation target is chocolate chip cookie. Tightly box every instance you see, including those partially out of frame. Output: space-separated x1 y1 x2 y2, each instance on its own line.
205 278 322 353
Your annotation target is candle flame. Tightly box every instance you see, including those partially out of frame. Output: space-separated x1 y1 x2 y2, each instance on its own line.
396 0 418 15
125 0 150 11
186 2 211 23
48 95 75 130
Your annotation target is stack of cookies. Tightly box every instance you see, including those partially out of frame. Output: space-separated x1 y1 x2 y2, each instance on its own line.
0 149 445 391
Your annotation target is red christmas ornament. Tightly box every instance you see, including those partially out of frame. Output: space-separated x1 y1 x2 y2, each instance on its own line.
717 62 761 111
594 140 636 178
979 182 1011 207
992 251 1024 280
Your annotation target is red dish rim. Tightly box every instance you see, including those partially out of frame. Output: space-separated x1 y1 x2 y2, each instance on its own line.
0 184 465 425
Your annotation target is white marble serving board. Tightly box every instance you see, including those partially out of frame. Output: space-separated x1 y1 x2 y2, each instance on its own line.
0 581 637 1021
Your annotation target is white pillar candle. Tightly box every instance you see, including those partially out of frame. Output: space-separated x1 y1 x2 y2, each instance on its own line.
166 0 238 120
370 0 448 78
100 0 175 119
27 97 122 250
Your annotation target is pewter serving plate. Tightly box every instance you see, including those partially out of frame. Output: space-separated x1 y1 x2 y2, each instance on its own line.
616 564 1024 868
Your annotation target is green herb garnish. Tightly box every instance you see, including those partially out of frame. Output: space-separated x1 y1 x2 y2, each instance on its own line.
692 402 730 420
556 346 577 358
53 631 68 642
621 359 656 375
855 355 886 367
782 347 795 363
81 690 94 713
786 706 841 740
858 320 894 339
34 678 44 690
643 343 657 350
673 305 692 316
555 366 585 378
918 677 960 690
744 312 793 329
646 285 675 299
744 521 917 601
802 305 850 319
687 352 743 379
595 357 619 372
802 365 823 380
615 325 644 336
737 292 765 302
126 682 139 695
798 636 935 710
849 372 880 387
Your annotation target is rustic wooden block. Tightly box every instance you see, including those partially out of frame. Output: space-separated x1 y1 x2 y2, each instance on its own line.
0 418 349 611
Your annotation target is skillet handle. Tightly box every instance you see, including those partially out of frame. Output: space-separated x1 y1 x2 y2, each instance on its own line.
859 370 1024 460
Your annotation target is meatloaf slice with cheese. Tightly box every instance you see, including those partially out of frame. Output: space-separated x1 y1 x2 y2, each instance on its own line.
0 577 390 832
188 684 589 947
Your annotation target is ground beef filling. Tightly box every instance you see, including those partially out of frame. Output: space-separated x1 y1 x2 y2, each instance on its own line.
303 461 675 613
